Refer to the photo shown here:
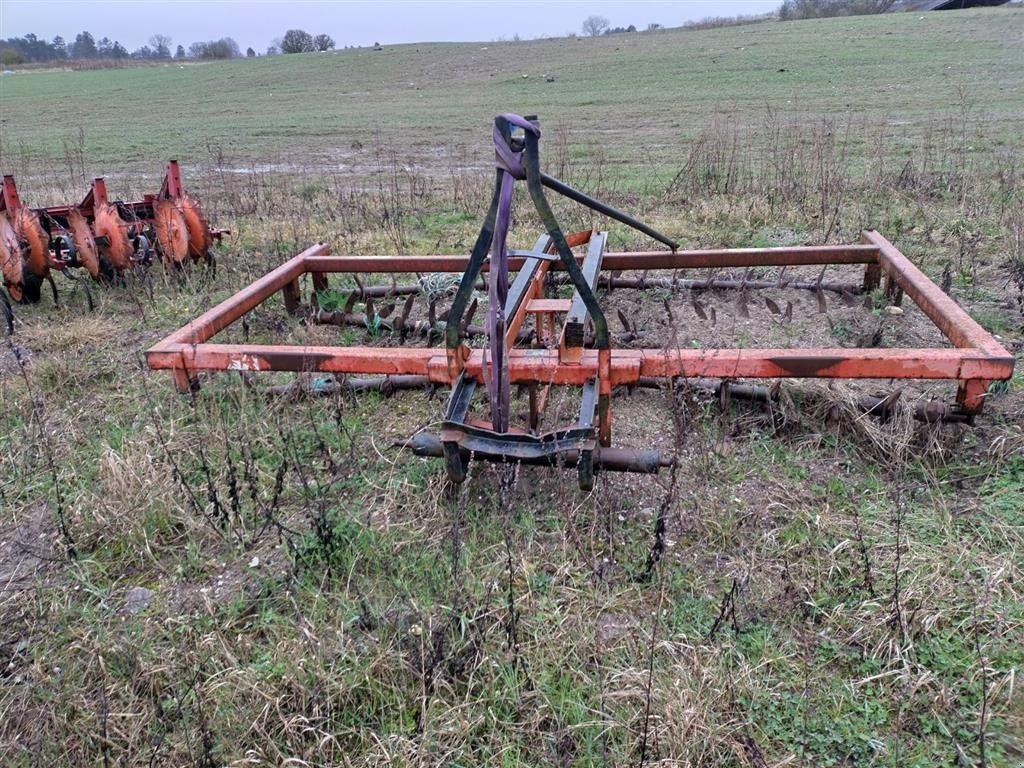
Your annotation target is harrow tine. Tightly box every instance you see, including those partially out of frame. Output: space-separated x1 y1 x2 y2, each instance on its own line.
364 298 376 326
816 288 828 313
776 265 788 288
840 289 858 307
344 291 358 313
764 296 782 315
735 267 752 318
691 299 708 321
784 300 793 322
398 294 415 342
735 292 750 319
815 264 827 289
709 306 717 326
378 302 396 319
616 308 631 332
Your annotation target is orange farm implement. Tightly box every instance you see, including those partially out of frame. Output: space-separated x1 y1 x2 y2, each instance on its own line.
1 160 222 326
146 115 1015 490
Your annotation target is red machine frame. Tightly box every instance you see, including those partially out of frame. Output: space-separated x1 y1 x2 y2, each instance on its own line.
146 231 1013 426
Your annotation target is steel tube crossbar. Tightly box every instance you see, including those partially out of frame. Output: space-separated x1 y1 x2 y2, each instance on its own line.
147 344 1007 383
863 231 1005 354
146 233 1014 420
300 243 879 274
151 243 329 348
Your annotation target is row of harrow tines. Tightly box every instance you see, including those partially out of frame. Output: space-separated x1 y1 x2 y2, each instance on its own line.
0 160 223 328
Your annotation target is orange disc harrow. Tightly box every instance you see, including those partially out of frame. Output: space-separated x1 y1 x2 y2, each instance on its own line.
93 203 133 272
0 213 23 303
67 208 100 280
154 199 190 264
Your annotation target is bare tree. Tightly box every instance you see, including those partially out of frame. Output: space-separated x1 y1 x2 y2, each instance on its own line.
188 37 240 59
313 33 335 51
149 33 172 58
582 15 610 37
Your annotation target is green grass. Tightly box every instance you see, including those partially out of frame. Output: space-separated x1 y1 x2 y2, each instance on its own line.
1 8 1024 767
1 7 1022 180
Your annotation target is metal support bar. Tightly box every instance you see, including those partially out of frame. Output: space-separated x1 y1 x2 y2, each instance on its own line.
403 432 669 474
540 173 678 250
563 231 607 352
442 372 477 483
444 169 502 377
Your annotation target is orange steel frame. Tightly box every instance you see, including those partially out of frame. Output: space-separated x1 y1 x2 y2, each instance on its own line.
146 231 1014 423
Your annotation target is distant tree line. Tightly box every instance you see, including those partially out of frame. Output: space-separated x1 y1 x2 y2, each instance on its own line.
682 13 775 30
267 29 335 55
777 0 896 19
575 0 897 40
188 38 241 60
0 30 246 66
581 16 669 36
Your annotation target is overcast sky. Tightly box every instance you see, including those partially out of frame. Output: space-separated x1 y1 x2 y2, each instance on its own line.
0 0 780 52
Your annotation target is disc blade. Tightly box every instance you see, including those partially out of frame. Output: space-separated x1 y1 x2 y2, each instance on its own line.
68 208 100 280
14 208 49 280
93 203 133 272
154 199 189 265
0 213 23 303
179 194 212 261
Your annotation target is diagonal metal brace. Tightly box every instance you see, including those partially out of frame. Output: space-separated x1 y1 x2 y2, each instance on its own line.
522 126 611 352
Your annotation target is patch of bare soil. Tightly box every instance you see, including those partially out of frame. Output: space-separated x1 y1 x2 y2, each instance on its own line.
0 504 65 683
0 504 62 599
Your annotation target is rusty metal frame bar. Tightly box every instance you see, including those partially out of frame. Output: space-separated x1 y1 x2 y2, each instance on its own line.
146 232 1014 415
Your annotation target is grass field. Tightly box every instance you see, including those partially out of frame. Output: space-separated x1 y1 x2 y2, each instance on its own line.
1 7 1024 767
2 8 1023 180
